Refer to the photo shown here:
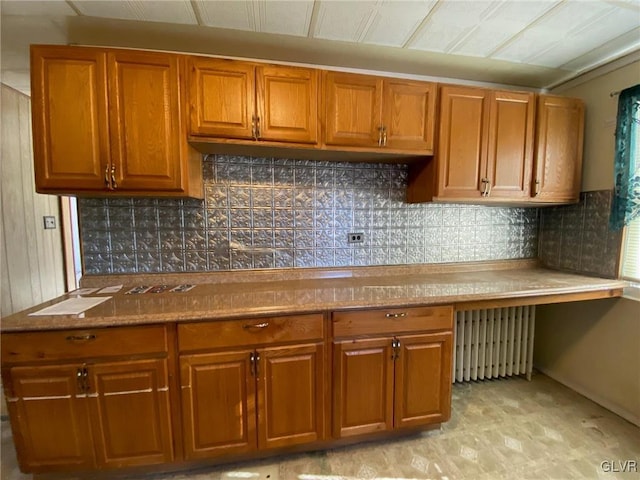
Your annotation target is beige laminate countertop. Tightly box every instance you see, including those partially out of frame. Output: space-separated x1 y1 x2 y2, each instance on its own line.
0 261 627 332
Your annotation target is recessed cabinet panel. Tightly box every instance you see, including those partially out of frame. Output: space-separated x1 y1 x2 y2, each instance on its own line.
257 66 318 144
109 52 182 191
8 365 94 472
88 359 173 468
31 46 109 191
437 86 489 199
333 338 394 438
257 343 324 449
383 80 436 152
486 91 534 199
394 333 452 429
324 72 382 147
189 58 255 139
533 95 584 203
180 351 256 460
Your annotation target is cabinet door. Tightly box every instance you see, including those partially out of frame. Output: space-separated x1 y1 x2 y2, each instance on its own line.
324 72 382 147
31 45 110 192
6 364 94 472
180 351 257 460
257 343 324 450
256 65 318 144
188 57 256 139
486 91 535 199
87 358 173 468
437 86 490 199
382 80 436 152
333 338 394 438
533 95 584 203
394 333 453 429
108 51 183 191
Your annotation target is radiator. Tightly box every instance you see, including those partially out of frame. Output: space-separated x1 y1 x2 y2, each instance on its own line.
453 306 535 383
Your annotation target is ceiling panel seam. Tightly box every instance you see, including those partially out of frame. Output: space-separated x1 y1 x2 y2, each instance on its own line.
401 0 442 49
307 0 322 38
65 0 82 16
486 0 566 59
444 1 505 55
189 0 203 26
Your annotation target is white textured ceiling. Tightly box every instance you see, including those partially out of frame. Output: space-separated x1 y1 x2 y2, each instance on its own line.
1 0 639 95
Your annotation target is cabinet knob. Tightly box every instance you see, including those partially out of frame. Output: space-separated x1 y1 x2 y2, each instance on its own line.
534 179 540 196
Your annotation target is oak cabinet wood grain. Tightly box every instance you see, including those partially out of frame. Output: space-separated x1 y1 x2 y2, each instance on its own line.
331 309 453 439
31 45 202 198
0 325 174 473
324 72 436 154
426 85 535 202
533 95 584 203
189 58 318 145
178 316 326 460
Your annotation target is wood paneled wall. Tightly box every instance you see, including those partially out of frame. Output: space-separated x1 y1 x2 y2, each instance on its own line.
1 84 66 318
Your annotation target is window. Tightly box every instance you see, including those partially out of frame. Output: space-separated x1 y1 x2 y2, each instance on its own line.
621 217 640 282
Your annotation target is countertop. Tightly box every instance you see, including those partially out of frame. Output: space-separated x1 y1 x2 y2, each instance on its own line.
0 261 627 332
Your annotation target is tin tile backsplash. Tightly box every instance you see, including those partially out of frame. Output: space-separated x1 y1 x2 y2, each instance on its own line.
538 190 622 278
79 155 539 274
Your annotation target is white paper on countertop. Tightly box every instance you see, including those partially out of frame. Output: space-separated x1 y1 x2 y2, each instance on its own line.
28 296 112 316
97 285 123 294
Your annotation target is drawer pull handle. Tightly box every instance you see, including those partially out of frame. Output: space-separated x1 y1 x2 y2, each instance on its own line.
385 313 407 319
66 334 96 342
243 322 269 330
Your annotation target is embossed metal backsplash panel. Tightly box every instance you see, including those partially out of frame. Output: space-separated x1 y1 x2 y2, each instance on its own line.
79 155 539 274
538 190 622 278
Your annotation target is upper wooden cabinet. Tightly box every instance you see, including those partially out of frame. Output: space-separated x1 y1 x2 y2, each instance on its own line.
31 45 202 198
533 95 584 203
324 72 436 153
188 58 318 144
428 85 535 201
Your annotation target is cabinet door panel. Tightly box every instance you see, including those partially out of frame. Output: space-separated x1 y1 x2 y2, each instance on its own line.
180 351 256 459
108 51 182 191
31 46 109 192
188 58 255 139
257 343 324 449
533 96 584 203
383 80 436 152
333 338 393 438
437 86 489 199
7 364 94 472
87 358 173 468
324 72 382 147
257 65 318 144
394 333 453 429
486 91 535 199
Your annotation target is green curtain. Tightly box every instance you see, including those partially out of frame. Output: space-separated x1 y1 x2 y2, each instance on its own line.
610 84 640 231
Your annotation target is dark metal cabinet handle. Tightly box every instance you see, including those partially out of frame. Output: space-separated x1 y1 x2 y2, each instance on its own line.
76 368 84 393
249 352 255 376
66 334 96 342
243 322 269 329
534 179 540 196
104 164 111 189
255 352 260 376
82 367 89 392
110 165 117 189
385 313 407 319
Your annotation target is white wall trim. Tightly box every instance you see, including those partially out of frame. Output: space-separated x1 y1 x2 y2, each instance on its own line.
536 367 640 427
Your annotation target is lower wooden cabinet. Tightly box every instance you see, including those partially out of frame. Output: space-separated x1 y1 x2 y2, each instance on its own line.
178 315 326 461
332 306 454 438
1 325 174 474
2 308 453 475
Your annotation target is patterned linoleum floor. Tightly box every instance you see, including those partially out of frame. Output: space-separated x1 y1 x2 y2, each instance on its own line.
2 373 639 480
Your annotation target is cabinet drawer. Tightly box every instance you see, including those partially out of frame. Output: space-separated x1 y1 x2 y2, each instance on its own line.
178 314 324 352
1 325 168 364
332 306 453 338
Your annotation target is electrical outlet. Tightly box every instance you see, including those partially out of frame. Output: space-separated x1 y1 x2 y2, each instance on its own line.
43 216 56 229
348 232 364 243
